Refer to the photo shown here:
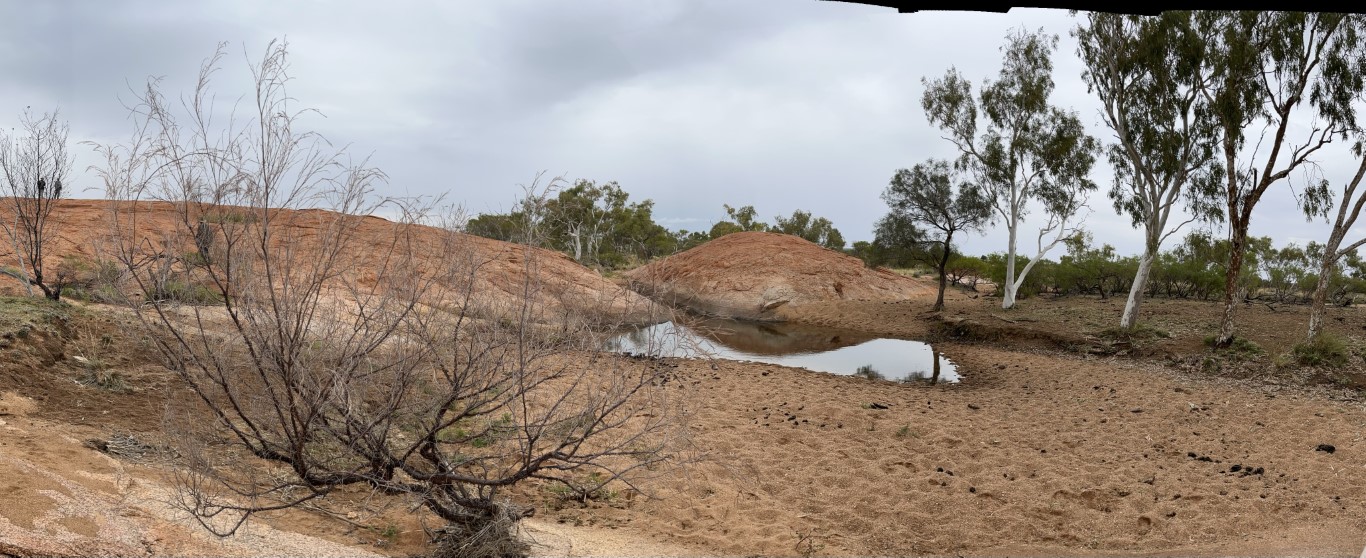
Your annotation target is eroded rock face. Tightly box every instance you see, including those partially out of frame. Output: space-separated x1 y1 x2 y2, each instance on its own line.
623 232 934 321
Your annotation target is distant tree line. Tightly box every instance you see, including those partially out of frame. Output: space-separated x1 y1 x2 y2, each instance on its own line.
872 11 1366 349
890 230 1366 309
465 184 848 270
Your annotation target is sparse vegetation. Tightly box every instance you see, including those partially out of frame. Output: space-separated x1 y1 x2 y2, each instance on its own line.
91 39 686 555
0 295 68 337
1292 334 1352 368
1203 334 1263 359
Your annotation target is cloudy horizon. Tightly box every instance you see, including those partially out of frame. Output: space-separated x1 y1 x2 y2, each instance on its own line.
2 1 1359 259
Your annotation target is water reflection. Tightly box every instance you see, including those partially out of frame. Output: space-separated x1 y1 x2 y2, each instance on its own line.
605 317 960 383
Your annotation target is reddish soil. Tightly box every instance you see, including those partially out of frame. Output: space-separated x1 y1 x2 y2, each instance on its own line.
624 231 935 320
0 198 660 325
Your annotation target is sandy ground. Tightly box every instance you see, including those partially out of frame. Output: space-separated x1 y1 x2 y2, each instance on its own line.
0 392 387 558
3 292 1366 556
534 345 1366 557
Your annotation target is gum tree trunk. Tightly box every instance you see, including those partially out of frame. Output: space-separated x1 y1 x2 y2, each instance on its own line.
1215 220 1249 347
1002 218 1018 309
1307 229 1345 340
1120 248 1156 330
1306 256 1335 340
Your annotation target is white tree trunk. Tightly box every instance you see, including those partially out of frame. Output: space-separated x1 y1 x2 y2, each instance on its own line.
1120 249 1155 329
1002 217 1019 309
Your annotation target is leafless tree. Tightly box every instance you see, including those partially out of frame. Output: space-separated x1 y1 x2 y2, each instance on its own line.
92 39 688 556
0 108 72 299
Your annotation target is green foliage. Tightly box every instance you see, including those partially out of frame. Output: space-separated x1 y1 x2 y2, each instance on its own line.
849 241 876 268
709 204 847 251
945 254 990 290
772 209 845 250
376 523 400 543
867 212 923 269
464 179 675 269
879 159 994 309
1189 13 1366 343
1292 334 1352 368
464 213 523 243
544 180 675 268
1051 231 1137 299
722 204 769 233
1145 231 1230 300
707 220 744 240
1073 11 1224 233
673 229 711 252
921 26 1099 308
960 229 1366 307
980 252 1056 300
464 183 852 267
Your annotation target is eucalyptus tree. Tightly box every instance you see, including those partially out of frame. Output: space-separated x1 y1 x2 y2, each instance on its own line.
882 159 993 311
1192 11 1366 347
707 204 766 239
772 209 846 250
1306 117 1366 340
1073 11 1224 330
921 26 1100 309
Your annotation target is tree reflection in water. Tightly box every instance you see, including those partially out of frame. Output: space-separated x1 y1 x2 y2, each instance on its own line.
605 316 960 383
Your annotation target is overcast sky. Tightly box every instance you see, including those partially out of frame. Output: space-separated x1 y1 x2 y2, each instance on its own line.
2 1 1360 258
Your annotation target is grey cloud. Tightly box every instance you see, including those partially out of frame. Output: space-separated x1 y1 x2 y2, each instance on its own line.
0 1 1355 259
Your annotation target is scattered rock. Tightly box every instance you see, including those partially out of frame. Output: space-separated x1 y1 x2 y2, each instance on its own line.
1315 444 1336 454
